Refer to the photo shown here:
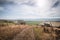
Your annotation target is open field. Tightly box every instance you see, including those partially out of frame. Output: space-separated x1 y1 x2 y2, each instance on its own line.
0 20 60 40
26 21 42 25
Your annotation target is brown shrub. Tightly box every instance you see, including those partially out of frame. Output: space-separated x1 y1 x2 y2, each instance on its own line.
0 25 21 40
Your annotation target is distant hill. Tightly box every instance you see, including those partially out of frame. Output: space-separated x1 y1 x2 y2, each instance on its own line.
0 20 26 25
25 18 60 21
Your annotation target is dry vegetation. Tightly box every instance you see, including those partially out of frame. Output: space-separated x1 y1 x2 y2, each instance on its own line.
0 21 60 40
0 24 29 40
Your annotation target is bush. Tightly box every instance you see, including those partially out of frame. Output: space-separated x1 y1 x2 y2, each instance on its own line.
0 25 21 40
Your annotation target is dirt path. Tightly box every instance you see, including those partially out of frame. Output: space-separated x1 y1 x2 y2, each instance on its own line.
13 26 35 40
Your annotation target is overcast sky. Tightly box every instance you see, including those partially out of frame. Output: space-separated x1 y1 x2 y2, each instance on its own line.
0 0 60 20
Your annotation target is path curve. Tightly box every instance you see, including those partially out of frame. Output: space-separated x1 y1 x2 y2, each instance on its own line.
13 26 35 40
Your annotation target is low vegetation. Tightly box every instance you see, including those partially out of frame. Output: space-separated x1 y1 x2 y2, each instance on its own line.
33 27 44 40
0 25 21 40
0 20 60 40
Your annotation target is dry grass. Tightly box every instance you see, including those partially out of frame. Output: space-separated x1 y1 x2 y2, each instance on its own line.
0 24 22 40
33 27 44 40
33 26 58 40
33 27 52 40
0 23 59 40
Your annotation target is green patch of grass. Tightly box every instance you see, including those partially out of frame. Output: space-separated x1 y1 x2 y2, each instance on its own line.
26 21 42 25
33 27 44 40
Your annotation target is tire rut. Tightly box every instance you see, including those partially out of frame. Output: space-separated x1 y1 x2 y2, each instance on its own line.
13 27 35 40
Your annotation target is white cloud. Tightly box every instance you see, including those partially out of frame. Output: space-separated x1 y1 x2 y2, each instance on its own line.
0 0 60 19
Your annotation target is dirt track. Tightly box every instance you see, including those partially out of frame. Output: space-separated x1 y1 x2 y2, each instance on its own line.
13 26 35 40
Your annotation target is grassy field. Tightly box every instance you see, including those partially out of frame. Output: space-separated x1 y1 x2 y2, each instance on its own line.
26 21 42 25
33 27 44 40
0 21 60 40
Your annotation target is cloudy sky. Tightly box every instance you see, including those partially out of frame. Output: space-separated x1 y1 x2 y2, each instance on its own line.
0 0 60 20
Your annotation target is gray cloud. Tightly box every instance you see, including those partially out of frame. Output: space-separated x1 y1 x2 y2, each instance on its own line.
0 0 15 6
0 0 36 6
52 1 60 7
0 0 60 20
20 1 35 6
